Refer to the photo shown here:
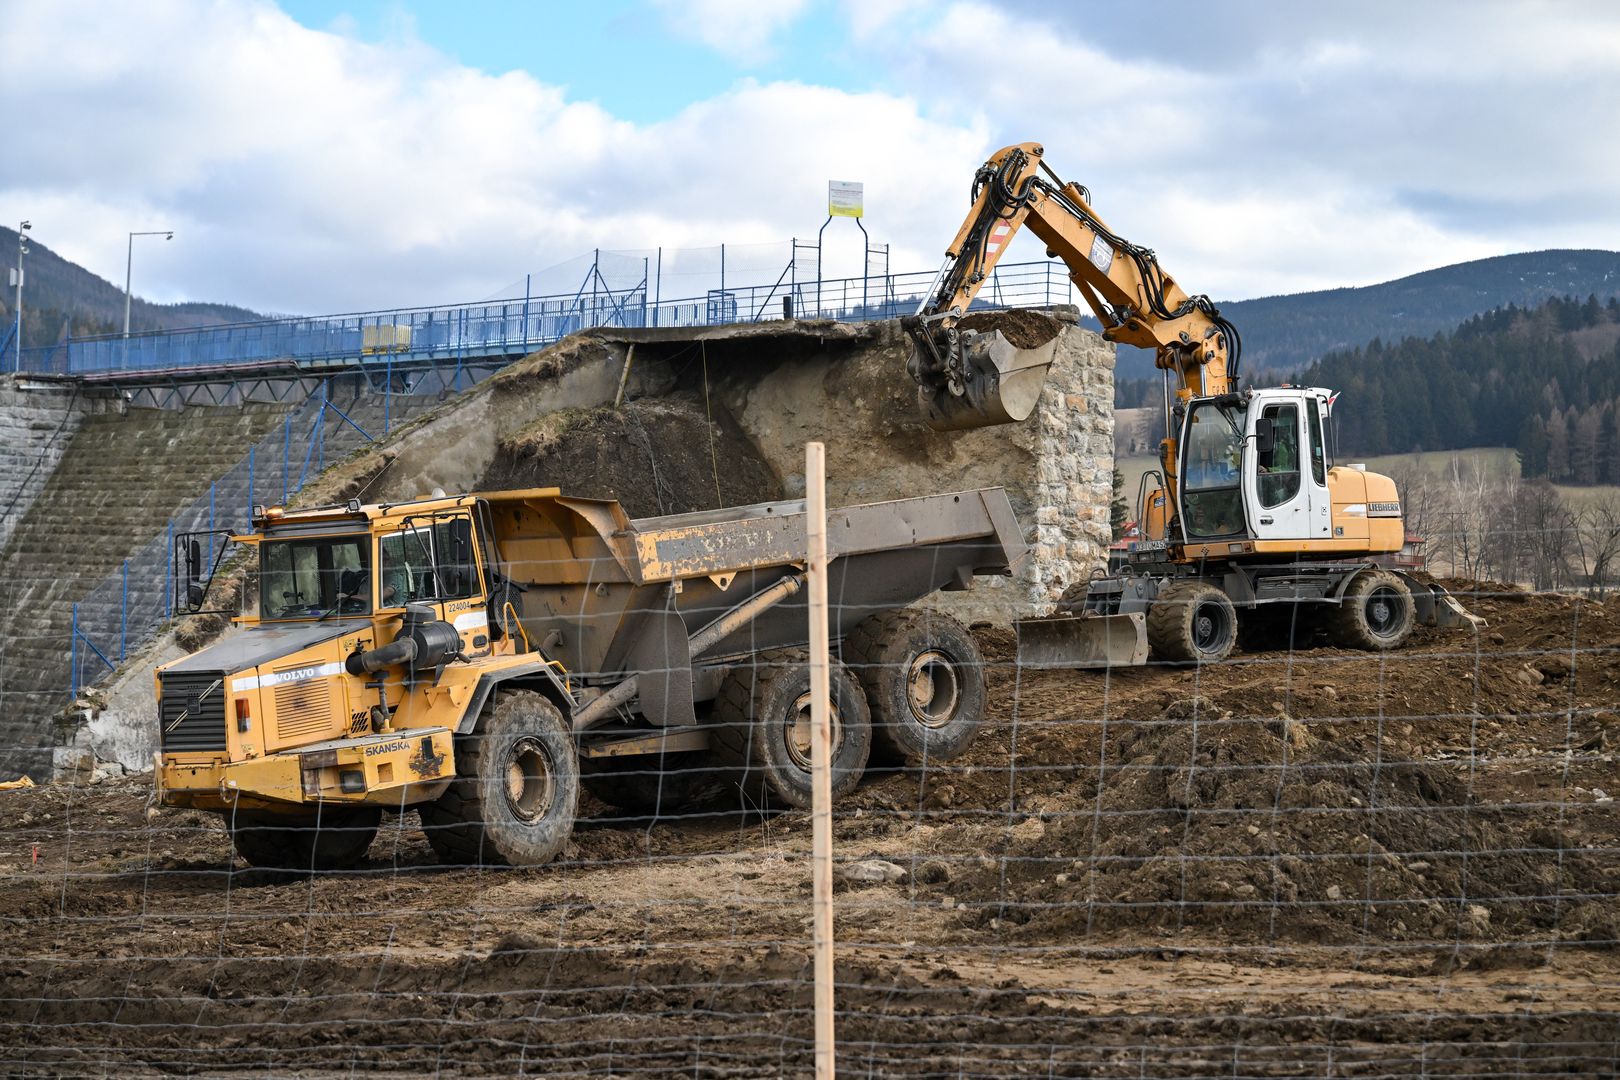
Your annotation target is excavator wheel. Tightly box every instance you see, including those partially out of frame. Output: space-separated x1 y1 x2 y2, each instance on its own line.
1146 581 1238 664
225 805 382 872
1327 570 1415 651
710 648 872 812
420 688 578 867
841 609 986 766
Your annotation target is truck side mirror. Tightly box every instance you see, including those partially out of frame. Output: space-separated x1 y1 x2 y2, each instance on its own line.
186 539 204 607
1254 416 1275 457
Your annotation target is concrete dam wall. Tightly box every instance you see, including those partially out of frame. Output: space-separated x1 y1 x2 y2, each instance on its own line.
11 314 1116 774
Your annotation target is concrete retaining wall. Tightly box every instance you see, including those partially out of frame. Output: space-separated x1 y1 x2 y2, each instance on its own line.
35 318 1115 773
0 379 108 552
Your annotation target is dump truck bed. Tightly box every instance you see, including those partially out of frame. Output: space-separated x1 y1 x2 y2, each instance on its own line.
482 487 1026 680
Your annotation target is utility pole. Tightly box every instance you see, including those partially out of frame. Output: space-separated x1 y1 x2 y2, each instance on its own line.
124 229 174 338
11 220 29 367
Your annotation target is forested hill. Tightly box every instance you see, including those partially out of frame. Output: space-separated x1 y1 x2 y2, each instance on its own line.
1107 249 1620 380
1296 294 1620 484
0 226 264 348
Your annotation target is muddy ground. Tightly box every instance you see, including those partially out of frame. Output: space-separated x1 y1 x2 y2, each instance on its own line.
1 584 1616 1076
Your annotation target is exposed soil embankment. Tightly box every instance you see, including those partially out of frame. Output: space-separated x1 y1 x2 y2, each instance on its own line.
481 394 781 517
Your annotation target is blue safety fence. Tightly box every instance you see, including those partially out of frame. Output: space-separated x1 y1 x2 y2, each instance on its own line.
66 366 491 698
16 259 1071 379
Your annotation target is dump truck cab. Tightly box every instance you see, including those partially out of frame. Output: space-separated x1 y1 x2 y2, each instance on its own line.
156 485 1025 870
156 493 562 820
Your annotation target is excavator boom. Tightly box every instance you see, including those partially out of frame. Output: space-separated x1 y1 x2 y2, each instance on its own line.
907 142 1241 434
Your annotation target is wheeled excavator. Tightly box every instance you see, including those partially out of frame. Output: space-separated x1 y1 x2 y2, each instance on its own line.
903 142 1480 664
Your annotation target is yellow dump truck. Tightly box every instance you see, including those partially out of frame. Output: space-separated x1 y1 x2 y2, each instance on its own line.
157 487 1024 869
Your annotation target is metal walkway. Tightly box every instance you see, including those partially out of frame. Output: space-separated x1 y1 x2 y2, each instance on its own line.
7 259 1070 382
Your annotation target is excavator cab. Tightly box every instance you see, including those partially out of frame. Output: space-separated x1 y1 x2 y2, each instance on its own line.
1167 387 1339 548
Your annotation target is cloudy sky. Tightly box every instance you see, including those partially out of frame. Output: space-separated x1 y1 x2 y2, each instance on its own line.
3 0 1617 316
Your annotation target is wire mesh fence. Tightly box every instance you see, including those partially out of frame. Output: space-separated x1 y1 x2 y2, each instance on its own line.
4 523 1617 1075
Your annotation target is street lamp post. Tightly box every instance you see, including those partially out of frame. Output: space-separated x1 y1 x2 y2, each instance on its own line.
124 229 174 338
11 220 28 370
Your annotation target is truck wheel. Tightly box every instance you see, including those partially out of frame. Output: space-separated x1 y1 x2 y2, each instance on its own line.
842 609 986 765
1147 581 1237 663
420 689 578 867
226 805 381 871
1327 570 1415 650
710 648 872 812
581 752 712 818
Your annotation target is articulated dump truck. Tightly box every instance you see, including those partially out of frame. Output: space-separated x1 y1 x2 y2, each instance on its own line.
156 487 1023 869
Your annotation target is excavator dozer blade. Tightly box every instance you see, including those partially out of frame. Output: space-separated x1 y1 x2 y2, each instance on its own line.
1402 576 1488 630
1014 612 1149 670
918 329 1060 431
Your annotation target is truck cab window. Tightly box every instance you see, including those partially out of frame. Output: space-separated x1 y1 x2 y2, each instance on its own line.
379 516 479 608
1181 401 1246 538
1307 398 1328 485
1258 403 1301 508
258 535 369 619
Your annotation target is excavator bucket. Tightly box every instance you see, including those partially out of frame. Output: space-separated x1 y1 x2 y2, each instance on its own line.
916 328 1059 431
1014 612 1149 670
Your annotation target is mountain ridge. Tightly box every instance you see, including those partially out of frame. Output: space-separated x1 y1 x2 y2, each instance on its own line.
0 226 266 349
1107 248 1620 380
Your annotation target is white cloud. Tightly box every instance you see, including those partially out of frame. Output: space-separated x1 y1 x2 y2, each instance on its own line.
648 0 810 64
855 0 1620 298
1 0 1615 320
0 0 980 313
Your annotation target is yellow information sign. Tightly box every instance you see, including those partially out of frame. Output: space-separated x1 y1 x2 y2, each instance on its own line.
828 181 864 218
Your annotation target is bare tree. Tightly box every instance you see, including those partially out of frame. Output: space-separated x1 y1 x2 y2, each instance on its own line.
1573 494 1620 599
1445 454 1497 582
1514 481 1574 592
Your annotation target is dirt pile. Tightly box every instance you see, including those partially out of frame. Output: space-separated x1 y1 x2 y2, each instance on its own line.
966 703 1611 944
2 587 1618 1073
957 308 1063 348
480 393 781 518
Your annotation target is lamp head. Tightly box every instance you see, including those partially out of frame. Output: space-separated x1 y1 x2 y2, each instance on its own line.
19 221 30 231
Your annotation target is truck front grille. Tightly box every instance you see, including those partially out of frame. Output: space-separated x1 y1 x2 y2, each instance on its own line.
159 671 228 753
274 671 335 743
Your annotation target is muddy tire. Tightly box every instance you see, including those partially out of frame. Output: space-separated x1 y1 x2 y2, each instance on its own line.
226 805 381 871
1146 581 1237 663
1327 570 1415 650
581 752 713 818
419 689 578 867
1054 581 1091 616
842 609 986 765
710 648 872 811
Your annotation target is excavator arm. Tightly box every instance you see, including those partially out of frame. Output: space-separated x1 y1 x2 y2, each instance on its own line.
906 142 1242 431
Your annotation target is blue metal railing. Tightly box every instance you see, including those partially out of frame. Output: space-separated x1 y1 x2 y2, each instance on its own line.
19 260 1068 379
